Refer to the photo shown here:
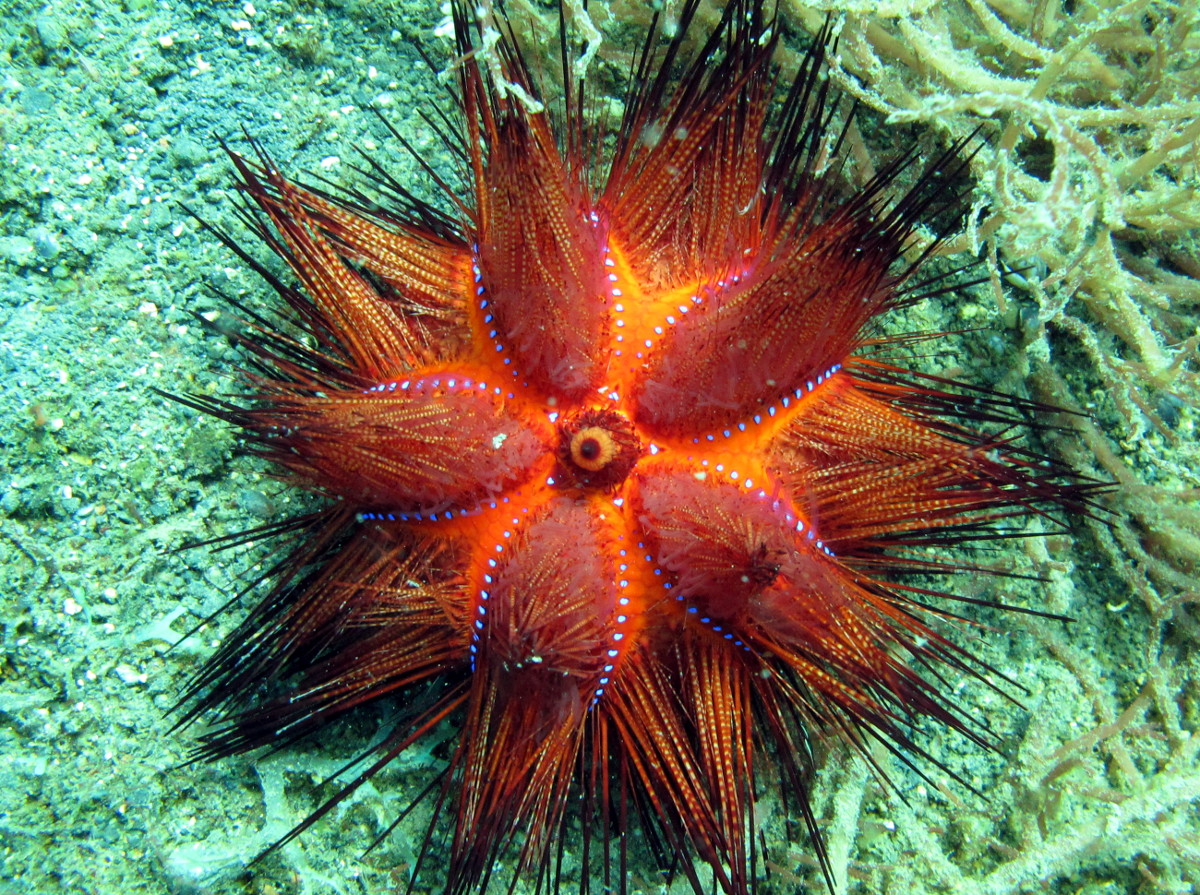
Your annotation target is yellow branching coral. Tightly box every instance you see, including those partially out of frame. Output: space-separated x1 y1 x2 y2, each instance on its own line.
786 0 1199 578
774 2 1200 891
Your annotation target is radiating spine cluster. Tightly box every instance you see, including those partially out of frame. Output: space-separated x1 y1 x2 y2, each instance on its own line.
172 2 1101 893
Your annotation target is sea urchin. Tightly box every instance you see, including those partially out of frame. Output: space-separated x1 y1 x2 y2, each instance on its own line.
174 1 1098 892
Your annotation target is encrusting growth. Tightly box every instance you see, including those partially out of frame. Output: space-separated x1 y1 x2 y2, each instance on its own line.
171 1 1103 892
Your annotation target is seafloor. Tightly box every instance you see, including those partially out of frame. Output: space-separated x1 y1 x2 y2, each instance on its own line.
0 1 1196 894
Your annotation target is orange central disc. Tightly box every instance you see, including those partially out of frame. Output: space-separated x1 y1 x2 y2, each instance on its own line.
554 408 643 490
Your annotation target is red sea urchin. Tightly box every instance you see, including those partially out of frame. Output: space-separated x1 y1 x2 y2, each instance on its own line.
172 1 1101 892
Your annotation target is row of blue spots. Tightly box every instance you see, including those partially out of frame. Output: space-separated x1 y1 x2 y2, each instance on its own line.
603 238 706 362
472 257 520 378
611 269 752 362
591 539 656 706
665 455 836 559
660 360 845 555
364 375 514 402
604 249 629 358
592 544 635 702
468 508 527 672
464 521 641 686
357 493 513 526
639 416 836 559
675 593 752 652
611 295 705 361
602 245 650 363
685 363 844 445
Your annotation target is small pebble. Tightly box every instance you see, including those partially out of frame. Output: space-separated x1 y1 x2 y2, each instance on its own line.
35 14 68 50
